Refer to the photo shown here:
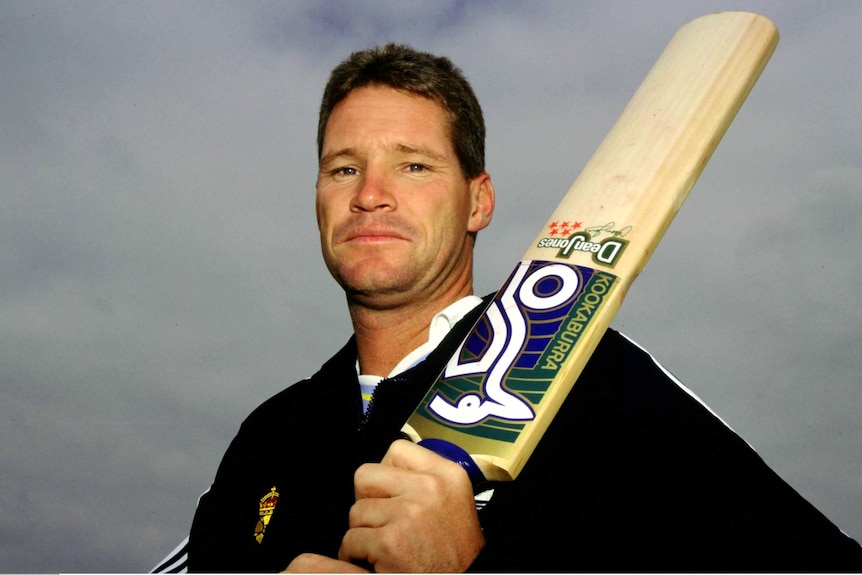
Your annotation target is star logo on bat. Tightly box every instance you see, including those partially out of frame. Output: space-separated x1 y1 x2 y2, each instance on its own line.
548 221 582 236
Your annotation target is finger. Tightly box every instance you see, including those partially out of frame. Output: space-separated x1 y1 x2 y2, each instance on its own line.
381 439 474 490
353 461 417 500
338 527 369 565
338 526 397 570
347 495 400 529
282 552 369 573
380 438 451 472
354 459 460 503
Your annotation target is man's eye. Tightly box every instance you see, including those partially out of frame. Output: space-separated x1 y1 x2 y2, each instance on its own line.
336 166 358 176
407 164 427 173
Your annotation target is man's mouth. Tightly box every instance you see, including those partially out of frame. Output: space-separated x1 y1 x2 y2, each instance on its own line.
335 219 413 245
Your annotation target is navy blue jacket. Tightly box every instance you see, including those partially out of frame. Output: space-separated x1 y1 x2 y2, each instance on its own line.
186 297 861 571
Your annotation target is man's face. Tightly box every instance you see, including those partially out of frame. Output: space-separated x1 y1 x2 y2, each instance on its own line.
316 85 493 309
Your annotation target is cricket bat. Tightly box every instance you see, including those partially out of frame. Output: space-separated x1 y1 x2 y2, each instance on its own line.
401 11 779 483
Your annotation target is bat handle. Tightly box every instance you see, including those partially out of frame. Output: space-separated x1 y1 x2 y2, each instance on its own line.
418 438 486 487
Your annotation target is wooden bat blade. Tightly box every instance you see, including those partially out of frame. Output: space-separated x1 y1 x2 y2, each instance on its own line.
403 11 779 482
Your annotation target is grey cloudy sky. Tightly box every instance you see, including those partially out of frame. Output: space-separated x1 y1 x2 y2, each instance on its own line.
1 1 859 571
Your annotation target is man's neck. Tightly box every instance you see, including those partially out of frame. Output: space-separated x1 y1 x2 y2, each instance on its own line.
348 290 471 377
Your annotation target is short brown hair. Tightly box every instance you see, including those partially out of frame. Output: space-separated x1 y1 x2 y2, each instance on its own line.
318 43 485 179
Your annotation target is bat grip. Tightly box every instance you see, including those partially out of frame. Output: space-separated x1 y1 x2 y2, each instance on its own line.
418 438 486 487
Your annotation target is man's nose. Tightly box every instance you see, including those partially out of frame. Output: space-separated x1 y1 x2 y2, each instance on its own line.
350 170 396 212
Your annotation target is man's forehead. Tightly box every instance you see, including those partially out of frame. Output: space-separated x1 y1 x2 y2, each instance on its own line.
320 87 454 160
327 86 446 124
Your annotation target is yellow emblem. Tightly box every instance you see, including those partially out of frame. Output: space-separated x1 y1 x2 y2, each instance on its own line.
254 486 279 544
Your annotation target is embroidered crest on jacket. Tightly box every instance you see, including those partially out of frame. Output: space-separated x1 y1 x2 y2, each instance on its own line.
254 486 279 543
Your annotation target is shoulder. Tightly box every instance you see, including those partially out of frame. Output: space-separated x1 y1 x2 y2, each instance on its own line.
205 337 361 481
188 338 363 571
585 328 724 423
241 337 359 428
201 337 361 493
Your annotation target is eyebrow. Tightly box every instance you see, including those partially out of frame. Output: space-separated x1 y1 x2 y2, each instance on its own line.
393 143 448 163
319 143 449 168
319 148 356 169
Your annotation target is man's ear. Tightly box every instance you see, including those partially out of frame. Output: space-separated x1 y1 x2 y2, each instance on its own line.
467 173 495 233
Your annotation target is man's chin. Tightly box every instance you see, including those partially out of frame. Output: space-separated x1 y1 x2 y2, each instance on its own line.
338 273 420 308
343 275 408 294
333 259 414 290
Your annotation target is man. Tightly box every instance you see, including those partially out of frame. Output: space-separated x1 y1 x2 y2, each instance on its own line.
153 44 861 573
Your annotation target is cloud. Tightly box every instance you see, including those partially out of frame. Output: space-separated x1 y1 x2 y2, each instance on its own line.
1 1 859 571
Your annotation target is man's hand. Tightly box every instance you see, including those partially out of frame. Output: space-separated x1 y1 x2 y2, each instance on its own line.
338 439 484 572
282 553 368 573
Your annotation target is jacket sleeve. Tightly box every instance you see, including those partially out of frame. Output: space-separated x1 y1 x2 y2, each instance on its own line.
150 536 189 573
